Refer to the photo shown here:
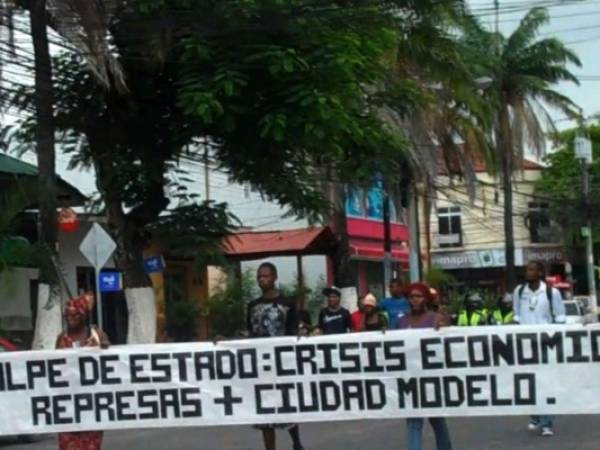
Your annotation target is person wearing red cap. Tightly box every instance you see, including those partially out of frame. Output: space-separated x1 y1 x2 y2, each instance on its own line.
56 293 109 450
398 282 452 450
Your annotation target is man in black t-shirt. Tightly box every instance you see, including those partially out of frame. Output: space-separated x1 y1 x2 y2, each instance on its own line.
246 262 304 450
318 286 352 334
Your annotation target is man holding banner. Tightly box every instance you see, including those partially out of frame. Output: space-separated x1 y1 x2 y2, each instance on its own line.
513 260 566 437
246 262 305 450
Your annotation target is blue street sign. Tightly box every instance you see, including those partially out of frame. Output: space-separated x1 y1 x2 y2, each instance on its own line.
99 271 122 292
144 256 165 274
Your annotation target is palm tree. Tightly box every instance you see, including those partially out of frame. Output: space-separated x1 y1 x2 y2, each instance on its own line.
1 0 123 348
463 7 581 288
382 6 495 273
326 0 490 288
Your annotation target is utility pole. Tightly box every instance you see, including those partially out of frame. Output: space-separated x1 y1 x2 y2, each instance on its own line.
382 181 392 296
575 135 597 312
494 0 500 36
408 185 421 283
203 139 210 201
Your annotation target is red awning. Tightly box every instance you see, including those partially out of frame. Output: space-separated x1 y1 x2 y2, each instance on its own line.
224 227 336 260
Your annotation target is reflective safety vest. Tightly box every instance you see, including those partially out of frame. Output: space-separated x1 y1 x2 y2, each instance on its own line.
457 309 488 326
491 309 514 325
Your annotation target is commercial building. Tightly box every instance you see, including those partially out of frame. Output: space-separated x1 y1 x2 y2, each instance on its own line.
419 158 565 293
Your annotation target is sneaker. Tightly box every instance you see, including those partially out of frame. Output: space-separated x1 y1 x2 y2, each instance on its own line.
528 421 539 431
541 427 554 437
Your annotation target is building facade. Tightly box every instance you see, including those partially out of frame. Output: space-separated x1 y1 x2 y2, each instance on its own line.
419 160 565 293
340 182 409 298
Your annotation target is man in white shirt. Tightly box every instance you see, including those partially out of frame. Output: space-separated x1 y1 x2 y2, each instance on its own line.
513 260 566 437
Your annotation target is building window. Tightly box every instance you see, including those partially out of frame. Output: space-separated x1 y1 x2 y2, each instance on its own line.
345 184 406 224
346 186 366 217
437 207 462 248
528 201 551 243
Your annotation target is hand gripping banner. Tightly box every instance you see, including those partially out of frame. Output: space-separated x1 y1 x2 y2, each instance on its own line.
2 324 600 435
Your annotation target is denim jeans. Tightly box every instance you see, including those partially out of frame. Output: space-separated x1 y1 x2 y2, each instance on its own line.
406 418 453 450
531 415 553 429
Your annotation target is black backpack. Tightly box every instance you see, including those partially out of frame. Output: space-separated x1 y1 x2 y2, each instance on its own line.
517 283 555 323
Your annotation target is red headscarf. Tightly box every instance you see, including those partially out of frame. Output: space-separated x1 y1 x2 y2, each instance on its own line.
65 293 94 318
406 282 433 305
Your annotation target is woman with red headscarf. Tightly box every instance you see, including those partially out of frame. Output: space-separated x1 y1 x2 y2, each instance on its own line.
56 293 109 450
397 282 453 450
396 283 444 330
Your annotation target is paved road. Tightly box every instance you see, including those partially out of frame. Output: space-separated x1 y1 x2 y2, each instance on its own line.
2 416 598 450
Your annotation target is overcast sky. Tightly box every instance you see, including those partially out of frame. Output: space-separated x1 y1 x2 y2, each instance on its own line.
469 0 600 124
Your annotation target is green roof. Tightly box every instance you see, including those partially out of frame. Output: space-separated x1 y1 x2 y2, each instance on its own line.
0 153 87 206
0 153 38 176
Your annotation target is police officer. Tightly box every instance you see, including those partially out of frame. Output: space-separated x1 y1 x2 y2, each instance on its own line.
457 292 488 326
489 293 514 325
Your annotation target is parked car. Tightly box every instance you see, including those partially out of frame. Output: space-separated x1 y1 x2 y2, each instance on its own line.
571 296 599 323
0 336 20 352
574 296 593 313
563 300 591 324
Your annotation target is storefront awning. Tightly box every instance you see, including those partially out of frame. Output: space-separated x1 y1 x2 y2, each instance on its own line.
349 238 409 263
224 227 336 260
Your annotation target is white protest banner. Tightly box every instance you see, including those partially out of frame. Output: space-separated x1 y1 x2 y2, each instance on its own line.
2 324 600 435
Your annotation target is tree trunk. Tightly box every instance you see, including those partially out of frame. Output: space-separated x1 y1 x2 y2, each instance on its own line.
327 180 358 311
106 196 157 344
116 218 156 345
30 0 57 249
31 284 62 350
329 182 353 288
502 160 516 289
498 105 516 290
30 0 62 348
423 188 432 272
89 117 160 343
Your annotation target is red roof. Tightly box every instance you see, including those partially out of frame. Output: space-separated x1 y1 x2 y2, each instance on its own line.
224 227 336 260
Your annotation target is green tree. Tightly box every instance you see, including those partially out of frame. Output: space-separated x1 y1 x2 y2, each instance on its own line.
536 122 600 247
206 269 258 338
1 0 124 349
5 0 415 341
462 7 581 288
328 0 492 285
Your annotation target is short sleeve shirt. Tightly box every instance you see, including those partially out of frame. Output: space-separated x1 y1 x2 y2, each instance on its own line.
318 307 352 334
512 282 566 325
397 312 437 329
379 297 410 329
247 296 298 337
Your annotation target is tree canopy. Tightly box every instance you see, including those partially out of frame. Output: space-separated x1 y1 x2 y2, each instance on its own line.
460 7 581 287
536 122 600 245
3 0 434 286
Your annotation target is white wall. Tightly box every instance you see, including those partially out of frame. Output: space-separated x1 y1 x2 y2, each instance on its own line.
421 170 542 253
0 268 38 331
